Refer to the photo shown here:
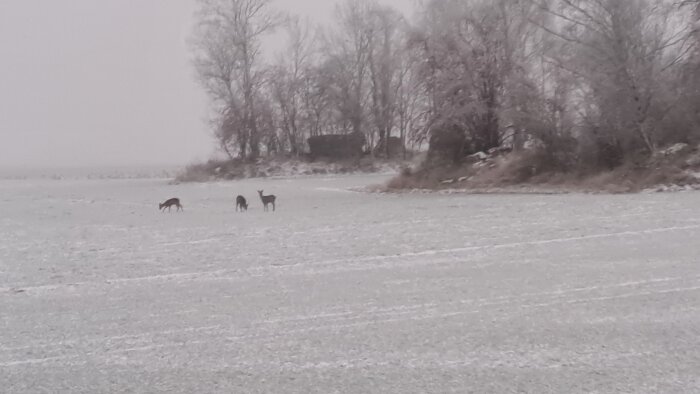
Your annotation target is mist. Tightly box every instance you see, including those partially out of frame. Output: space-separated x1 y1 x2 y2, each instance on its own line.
4 1 700 392
0 0 412 169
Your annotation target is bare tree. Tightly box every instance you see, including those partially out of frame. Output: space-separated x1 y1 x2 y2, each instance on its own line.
271 16 317 156
675 0 700 140
367 5 404 157
192 0 279 160
395 40 426 158
322 0 375 142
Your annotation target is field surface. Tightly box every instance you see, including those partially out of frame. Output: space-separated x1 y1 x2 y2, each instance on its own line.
2 175 700 393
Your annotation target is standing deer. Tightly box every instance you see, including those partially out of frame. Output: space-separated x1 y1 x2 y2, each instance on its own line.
257 190 276 212
159 198 183 212
235 195 248 212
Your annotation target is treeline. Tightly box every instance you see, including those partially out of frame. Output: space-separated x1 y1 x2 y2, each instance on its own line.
192 0 700 171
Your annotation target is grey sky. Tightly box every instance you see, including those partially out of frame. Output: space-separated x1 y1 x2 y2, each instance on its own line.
0 0 413 169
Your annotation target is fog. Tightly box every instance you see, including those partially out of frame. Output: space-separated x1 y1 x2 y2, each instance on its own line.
0 0 412 169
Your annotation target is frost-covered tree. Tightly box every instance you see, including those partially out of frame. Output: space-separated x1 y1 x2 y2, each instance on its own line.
188 0 700 174
410 0 541 155
533 0 695 160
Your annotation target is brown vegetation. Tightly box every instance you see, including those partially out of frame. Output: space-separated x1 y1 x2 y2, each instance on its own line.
387 144 700 194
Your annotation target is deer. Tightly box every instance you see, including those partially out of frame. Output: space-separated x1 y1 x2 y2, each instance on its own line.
235 195 248 212
159 198 183 212
257 190 276 212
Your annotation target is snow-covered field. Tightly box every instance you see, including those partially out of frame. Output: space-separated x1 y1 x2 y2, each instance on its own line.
2 175 700 393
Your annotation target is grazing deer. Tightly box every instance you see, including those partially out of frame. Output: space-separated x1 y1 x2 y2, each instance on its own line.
236 195 248 212
159 198 183 212
257 190 276 212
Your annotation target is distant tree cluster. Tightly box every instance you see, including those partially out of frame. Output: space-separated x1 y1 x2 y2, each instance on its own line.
192 0 700 170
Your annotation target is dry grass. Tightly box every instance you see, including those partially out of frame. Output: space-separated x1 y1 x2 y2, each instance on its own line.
385 148 700 194
578 164 697 193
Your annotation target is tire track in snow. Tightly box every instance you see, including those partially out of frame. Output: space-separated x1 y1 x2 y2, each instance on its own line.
257 223 700 274
3 223 699 294
3 278 700 367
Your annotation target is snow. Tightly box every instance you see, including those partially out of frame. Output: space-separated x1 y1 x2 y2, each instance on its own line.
658 142 690 157
2 174 700 393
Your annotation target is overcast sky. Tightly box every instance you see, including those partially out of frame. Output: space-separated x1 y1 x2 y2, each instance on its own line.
0 0 413 169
